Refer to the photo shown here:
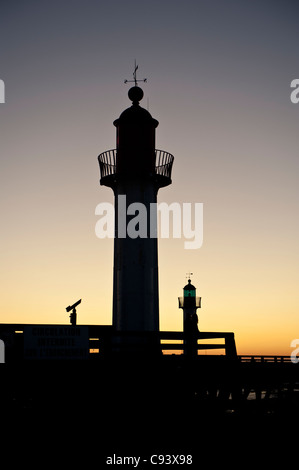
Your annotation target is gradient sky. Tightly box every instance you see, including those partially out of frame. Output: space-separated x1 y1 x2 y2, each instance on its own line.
0 0 298 355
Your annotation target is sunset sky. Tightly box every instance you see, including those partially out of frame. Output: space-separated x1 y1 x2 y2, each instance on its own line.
0 0 298 355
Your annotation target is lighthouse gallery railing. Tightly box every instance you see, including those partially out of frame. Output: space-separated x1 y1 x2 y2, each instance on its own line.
98 149 174 179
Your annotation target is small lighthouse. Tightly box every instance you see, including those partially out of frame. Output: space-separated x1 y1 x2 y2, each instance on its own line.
98 75 174 335
178 276 201 355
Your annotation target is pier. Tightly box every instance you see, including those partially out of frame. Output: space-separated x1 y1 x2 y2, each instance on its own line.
1 325 298 421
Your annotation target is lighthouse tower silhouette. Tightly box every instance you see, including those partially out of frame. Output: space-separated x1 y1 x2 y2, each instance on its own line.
179 276 201 355
98 81 174 336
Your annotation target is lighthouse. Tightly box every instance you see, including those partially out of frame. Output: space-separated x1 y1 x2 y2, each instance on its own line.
98 81 174 335
178 277 201 356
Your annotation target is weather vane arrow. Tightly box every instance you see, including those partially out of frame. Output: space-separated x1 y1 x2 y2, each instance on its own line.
124 60 147 87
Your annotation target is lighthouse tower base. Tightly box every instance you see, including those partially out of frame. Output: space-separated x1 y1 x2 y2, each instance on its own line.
112 182 159 333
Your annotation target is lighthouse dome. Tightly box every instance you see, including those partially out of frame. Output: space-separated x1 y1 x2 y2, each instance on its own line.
117 103 155 123
114 87 158 128
184 279 196 291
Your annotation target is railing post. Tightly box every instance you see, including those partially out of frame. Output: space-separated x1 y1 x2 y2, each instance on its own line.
225 333 237 359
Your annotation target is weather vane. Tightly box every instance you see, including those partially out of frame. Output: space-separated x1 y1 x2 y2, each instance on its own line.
186 272 193 281
124 60 147 87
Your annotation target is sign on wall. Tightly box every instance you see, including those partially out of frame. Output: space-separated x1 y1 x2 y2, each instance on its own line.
24 325 89 360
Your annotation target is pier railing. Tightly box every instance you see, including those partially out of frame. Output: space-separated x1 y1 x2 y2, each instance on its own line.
239 355 293 363
87 329 238 359
1 324 296 364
